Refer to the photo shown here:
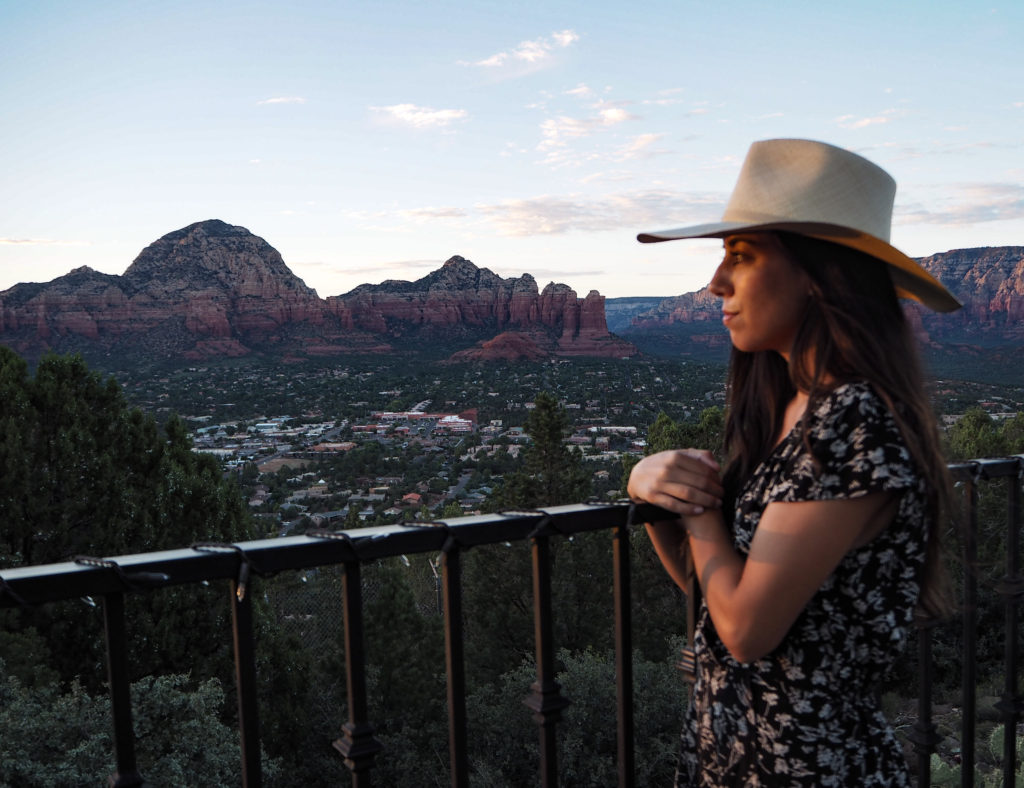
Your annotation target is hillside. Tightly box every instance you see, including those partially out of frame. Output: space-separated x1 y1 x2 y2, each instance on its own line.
0 220 636 364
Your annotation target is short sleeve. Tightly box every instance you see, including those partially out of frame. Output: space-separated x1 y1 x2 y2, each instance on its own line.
778 383 917 503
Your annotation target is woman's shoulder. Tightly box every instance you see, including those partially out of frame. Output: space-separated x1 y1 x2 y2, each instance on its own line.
804 380 908 457
791 381 918 496
808 381 893 431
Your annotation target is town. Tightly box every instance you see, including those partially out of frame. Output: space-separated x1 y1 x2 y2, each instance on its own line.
185 374 667 532
109 354 1024 536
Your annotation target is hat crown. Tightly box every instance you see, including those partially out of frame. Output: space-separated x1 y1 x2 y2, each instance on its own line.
635 137 962 312
723 139 896 242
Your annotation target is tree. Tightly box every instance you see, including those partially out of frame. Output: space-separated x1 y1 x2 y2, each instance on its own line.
0 663 282 786
489 392 590 510
0 349 260 687
947 407 1008 461
441 500 464 518
1001 412 1024 453
646 411 685 454
464 393 601 681
465 646 686 787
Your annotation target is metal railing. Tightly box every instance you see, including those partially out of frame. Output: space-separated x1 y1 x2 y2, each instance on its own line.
0 458 1021 787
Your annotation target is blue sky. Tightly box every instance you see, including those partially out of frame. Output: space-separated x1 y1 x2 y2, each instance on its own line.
1 0 1021 298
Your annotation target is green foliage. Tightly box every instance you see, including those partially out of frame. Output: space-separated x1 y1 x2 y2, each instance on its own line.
363 560 449 786
441 500 464 518
930 724 1024 787
645 406 724 459
0 663 281 787
1000 412 1024 452
490 392 590 510
947 407 1010 460
620 406 725 497
921 408 1024 694
364 559 446 731
0 349 258 689
464 647 685 787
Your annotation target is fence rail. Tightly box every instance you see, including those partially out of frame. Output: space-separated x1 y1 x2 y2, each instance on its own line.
1 458 1021 787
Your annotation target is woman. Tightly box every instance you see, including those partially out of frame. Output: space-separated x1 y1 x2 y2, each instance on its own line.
627 139 960 786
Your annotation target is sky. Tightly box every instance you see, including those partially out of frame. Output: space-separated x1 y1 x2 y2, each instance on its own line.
1 0 1022 299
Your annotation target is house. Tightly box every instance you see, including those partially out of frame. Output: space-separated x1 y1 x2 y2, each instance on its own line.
402 492 422 507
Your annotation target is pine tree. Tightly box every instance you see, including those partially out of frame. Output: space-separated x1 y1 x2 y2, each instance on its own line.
465 392 598 681
489 391 590 510
0 349 257 687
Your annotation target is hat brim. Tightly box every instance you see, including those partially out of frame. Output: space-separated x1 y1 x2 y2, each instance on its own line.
638 220 962 313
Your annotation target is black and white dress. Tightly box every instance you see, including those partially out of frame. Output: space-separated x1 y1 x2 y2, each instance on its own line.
676 382 928 787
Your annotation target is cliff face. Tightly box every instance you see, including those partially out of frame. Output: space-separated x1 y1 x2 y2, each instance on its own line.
911 247 1024 343
325 256 635 359
0 221 635 362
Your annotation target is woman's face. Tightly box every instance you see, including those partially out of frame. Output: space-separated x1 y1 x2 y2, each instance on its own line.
708 233 812 360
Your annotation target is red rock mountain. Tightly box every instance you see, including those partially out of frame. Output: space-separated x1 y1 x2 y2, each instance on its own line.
910 247 1024 344
0 220 636 362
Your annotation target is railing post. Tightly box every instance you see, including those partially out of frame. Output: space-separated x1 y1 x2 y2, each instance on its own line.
524 529 570 787
231 574 262 788
102 592 144 788
961 468 980 788
677 545 699 684
441 546 470 787
994 460 1023 787
612 522 635 788
334 560 383 786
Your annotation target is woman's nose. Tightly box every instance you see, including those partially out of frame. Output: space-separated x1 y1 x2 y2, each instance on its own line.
708 261 730 297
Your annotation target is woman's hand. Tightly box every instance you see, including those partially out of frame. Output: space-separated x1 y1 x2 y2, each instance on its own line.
627 449 723 516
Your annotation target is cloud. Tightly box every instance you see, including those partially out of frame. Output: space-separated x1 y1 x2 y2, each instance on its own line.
835 109 898 129
371 103 468 129
494 266 606 281
642 88 685 107
565 84 594 98
898 183 1024 225
334 259 449 277
462 30 579 69
398 206 467 222
538 103 636 153
0 237 86 246
341 206 467 233
500 141 529 157
600 107 631 124
475 189 724 236
611 133 669 161
580 170 641 185
257 96 306 105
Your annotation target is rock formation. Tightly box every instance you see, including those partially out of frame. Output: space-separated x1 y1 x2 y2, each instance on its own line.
911 247 1024 343
324 256 636 360
0 220 636 363
447 332 551 363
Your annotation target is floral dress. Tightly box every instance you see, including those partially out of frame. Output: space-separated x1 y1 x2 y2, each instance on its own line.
676 382 928 787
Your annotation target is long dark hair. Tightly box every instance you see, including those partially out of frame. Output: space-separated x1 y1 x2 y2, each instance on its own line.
720 231 951 619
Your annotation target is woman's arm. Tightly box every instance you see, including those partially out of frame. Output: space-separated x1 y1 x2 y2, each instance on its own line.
628 449 897 663
628 448 723 592
685 493 896 663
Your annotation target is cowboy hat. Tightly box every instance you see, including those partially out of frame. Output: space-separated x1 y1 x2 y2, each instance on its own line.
637 138 961 312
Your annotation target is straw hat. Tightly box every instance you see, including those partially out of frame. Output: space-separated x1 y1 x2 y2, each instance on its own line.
638 138 961 312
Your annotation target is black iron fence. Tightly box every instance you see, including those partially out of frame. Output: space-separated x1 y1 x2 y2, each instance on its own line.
0 459 1021 787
